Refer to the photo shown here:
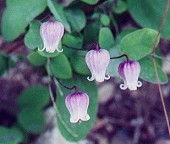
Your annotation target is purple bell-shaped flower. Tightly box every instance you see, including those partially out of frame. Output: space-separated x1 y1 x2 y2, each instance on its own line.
85 47 110 82
118 60 142 91
65 92 90 123
39 21 64 53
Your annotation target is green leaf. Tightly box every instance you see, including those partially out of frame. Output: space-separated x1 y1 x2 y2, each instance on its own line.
27 51 46 66
62 33 83 57
127 0 170 39
80 0 98 4
115 28 136 45
120 28 159 60
57 74 98 141
100 14 110 26
99 27 114 49
50 53 72 79
17 85 50 109
24 22 43 50
106 46 124 77
139 57 168 84
18 108 45 134
113 0 127 14
2 0 47 41
0 126 24 144
63 33 83 48
84 22 100 45
47 0 71 32
0 56 6 76
65 9 86 32
70 51 90 75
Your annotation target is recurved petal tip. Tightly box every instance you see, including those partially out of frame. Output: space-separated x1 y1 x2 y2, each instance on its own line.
87 76 95 81
120 83 127 90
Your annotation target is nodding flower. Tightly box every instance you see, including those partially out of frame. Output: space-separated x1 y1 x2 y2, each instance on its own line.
39 21 64 53
65 92 90 123
118 60 142 91
85 46 110 82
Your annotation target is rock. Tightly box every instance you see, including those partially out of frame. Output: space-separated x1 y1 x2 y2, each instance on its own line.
98 82 113 104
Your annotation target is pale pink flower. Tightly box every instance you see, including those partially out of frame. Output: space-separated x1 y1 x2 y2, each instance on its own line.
85 49 110 82
65 92 90 123
118 60 142 91
39 21 64 53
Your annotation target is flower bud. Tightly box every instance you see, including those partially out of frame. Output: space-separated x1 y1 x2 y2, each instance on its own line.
85 49 110 82
118 60 142 91
65 92 90 123
39 21 64 53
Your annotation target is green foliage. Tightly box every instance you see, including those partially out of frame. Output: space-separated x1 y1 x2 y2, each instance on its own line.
27 51 46 66
65 9 86 32
63 33 83 48
106 46 124 77
127 0 170 39
62 33 83 57
100 14 110 26
17 85 50 109
18 108 45 134
2 0 47 41
139 57 168 84
47 0 71 32
80 0 99 4
0 126 24 144
1 0 170 143
50 53 72 79
84 22 100 45
70 51 90 75
24 22 43 50
113 0 127 14
99 27 114 49
120 28 160 60
57 74 98 141
0 55 6 76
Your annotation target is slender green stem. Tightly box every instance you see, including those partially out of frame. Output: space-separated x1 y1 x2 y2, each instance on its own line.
151 0 170 136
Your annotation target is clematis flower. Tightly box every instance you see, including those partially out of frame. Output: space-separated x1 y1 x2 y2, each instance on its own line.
65 92 90 123
85 49 110 82
118 60 142 91
39 21 64 53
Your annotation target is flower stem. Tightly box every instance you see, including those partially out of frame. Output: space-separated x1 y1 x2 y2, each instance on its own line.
48 83 78 138
87 42 99 51
151 0 170 55
54 78 78 94
151 0 170 136
110 54 129 62
39 14 53 22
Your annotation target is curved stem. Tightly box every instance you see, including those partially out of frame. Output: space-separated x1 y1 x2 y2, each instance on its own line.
39 14 52 22
48 58 78 94
151 0 170 136
110 54 129 62
55 77 78 94
48 83 78 138
151 0 170 55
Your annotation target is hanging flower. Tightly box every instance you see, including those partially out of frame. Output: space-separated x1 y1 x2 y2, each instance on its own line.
118 60 142 91
85 49 110 82
65 92 90 123
39 21 64 53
